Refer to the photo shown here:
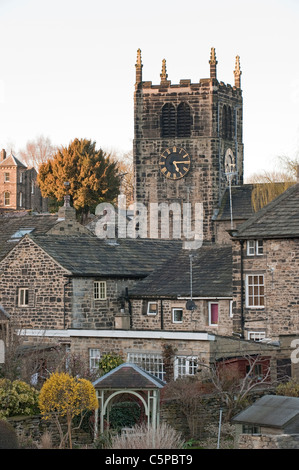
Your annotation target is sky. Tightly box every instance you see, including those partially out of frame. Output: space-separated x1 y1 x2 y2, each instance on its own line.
0 0 298 179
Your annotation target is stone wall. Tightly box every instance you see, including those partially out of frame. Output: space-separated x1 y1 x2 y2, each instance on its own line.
71 277 136 330
131 298 233 336
0 237 71 330
237 433 299 449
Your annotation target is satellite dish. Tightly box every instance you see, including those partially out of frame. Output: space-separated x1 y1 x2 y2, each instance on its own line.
186 300 196 311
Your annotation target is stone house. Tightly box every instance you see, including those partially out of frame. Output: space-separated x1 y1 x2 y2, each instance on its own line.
230 180 299 379
232 394 299 436
231 181 299 341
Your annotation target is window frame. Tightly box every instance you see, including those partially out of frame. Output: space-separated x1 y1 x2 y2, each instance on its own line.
94 280 107 300
172 307 183 324
4 172 10 182
208 302 219 326
18 287 29 307
89 348 101 371
246 240 263 256
245 274 265 308
248 331 266 342
147 302 158 316
127 352 165 381
174 356 198 380
4 191 10 206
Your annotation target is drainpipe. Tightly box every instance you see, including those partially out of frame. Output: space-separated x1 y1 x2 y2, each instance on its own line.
125 287 132 329
240 240 245 338
160 300 164 330
63 277 72 329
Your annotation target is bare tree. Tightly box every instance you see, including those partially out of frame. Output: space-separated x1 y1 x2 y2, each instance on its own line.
18 135 57 170
205 355 273 420
108 148 134 205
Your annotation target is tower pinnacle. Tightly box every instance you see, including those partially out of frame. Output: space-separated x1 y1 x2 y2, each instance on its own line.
209 47 217 80
160 58 168 83
234 55 242 88
135 48 143 84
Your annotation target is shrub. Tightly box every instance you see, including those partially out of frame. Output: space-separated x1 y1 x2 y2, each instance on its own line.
109 402 141 429
98 353 124 376
0 379 39 418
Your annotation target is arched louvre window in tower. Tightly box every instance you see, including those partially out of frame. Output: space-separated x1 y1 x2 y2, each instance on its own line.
177 102 191 137
161 103 176 138
222 105 233 140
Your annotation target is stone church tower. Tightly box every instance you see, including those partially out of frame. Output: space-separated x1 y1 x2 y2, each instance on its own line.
133 48 243 243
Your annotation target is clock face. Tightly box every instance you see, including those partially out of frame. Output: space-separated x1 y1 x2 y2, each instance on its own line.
159 147 191 180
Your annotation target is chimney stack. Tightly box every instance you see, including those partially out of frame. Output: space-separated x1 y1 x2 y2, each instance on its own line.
0 149 6 162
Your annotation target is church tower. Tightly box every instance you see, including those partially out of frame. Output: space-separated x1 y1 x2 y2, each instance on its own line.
133 48 243 243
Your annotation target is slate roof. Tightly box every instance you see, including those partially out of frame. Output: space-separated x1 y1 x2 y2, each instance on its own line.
27 234 182 277
0 214 59 261
232 395 299 428
130 244 232 298
93 363 165 389
217 184 255 221
232 183 299 239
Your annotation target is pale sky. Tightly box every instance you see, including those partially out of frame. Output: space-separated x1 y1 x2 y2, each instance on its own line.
0 0 298 179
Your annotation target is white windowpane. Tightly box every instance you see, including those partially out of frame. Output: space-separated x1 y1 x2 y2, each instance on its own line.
94 281 107 300
246 275 265 307
128 352 165 381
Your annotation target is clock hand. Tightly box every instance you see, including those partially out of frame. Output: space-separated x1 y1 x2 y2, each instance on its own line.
173 162 179 172
173 160 190 164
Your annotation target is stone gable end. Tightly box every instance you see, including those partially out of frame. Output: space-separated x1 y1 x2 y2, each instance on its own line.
0 236 71 329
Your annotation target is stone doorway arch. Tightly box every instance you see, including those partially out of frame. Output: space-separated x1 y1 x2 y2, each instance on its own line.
93 363 165 438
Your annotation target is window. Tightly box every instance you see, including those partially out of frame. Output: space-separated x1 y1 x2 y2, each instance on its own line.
4 192 10 206
127 352 165 381
246 275 265 308
10 228 34 240
18 288 29 306
161 103 176 138
247 240 263 256
246 363 263 380
94 281 107 300
31 180 35 194
174 356 198 379
19 192 23 207
209 302 219 326
172 308 183 323
147 302 158 315
4 172 10 182
177 102 191 137
242 424 261 435
20 172 23 183
89 349 101 371
248 331 266 342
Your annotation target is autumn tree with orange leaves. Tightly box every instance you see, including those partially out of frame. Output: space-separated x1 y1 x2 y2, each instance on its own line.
37 138 119 221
